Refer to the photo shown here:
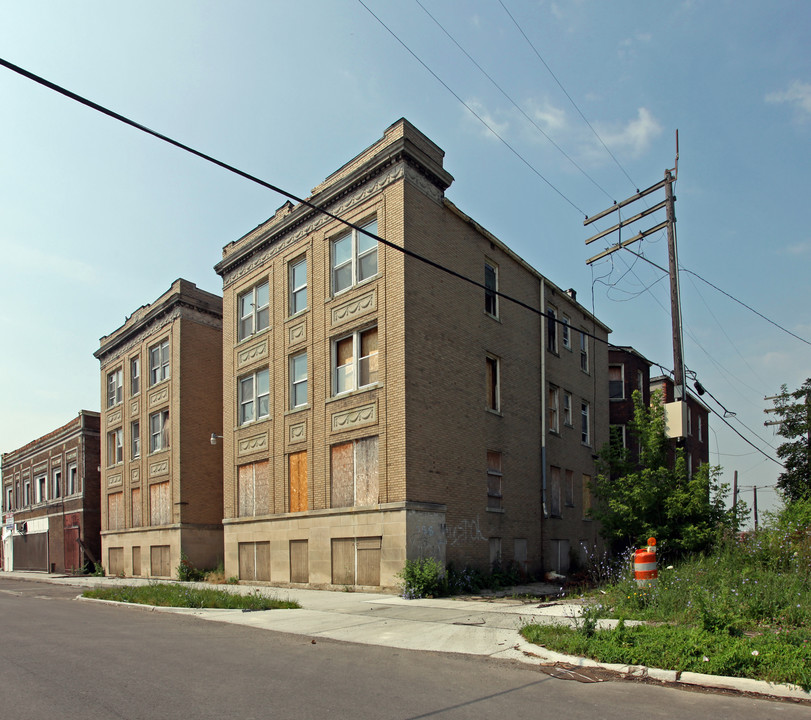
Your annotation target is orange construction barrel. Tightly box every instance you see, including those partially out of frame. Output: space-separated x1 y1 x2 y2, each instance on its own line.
634 537 658 587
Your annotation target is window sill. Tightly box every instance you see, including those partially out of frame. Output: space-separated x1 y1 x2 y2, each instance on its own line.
234 326 271 348
236 416 272 431
329 273 379 301
486 507 505 514
484 311 501 323
326 384 381 405
485 407 503 417
286 309 308 322
284 405 310 417
147 378 171 391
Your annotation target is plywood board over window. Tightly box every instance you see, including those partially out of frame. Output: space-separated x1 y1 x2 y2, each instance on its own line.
238 461 270 517
150 545 171 577
107 492 124 531
330 436 379 508
239 541 270 582
289 540 308 583
149 481 171 526
131 487 142 527
108 547 124 576
289 451 307 512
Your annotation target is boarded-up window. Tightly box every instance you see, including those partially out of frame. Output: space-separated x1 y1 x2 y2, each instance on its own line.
108 547 124 576
132 546 141 576
487 451 502 510
131 487 142 527
149 481 171 526
514 538 528 574
289 452 308 512
357 537 381 586
238 541 270 581
289 540 308 583
609 365 624 399
548 385 559 433
486 355 499 411
582 474 592 519
238 461 271 517
564 469 574 507
150 545 171 577
330 437 378 508
107 492 124 531
549 467 561 517
331 538 355 585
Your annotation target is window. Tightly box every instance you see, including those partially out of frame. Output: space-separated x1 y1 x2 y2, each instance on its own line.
238 461 271 517
149 481 171 526
237 280 270 341
107 429 123 466
334 326 378 395
5 486 12 512
609 365 624 399
548 385 560 433
698 415 703 442
582 474 592 519
149 410 170 453
565 469 575 507
130 356 140 396
289 257 307 315
24 480 31 506
581 401 590 445
484 260 498 317
579 331 589 373
331 218 378 294
131 420 140 459
489 537 502 566
52 468 61 499
35 474 46 504
149 339 170 386
330 436 379 508
562 315 571 350
238 368 270 425
289 451 308 513
549 466 561 517
486 355 500 412
637 369 645 394
546 307 557 353
610 424 627 450
131 487 142 527
290 352 308 409
107 368 123 408
687 407 693 436
563 391 573 426
67 464 77 495
107 492 124 531
487 451 503 510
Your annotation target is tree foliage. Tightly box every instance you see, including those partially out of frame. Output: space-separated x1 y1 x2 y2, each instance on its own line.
769 379 811 504
591 390 743 558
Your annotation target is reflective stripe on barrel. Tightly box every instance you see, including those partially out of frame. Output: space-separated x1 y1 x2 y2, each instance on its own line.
634 549 658 585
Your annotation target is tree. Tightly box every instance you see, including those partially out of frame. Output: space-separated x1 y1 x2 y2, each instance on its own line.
591 390 742 558
769 379 811 503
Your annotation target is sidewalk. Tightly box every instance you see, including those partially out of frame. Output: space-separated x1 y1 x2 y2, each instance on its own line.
5 570 810 703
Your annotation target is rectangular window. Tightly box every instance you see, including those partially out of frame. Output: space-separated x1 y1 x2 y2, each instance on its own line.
35 474 46 504
549 466 561 517
546 307 558 353
5 486 12 512
484 260 498 317
149 410 170 453
581 401 590 445
333 326 378 395
67 464 77 495
24 480 31 506
698 415 703 442
107 429 123 466
688 407 693 436
107 492 124 531
107 368 123 408
290 352 308 409
289 451 308 512
562 315 571 350
52 468 61 499
548 385 559 433
486 355 500 412
579 331 589 373
289 257 307 316
610 424 627 450
149 339 170 386
609 365 624 399
131 420 140 459
637 369 645 394
565 469 575 507
331 218 378 294
487 451 503 510
582 474 592 519
330 437 379 508
563 391 573 426
238 460 271 517
131 487 142 528
149 481 171 526
130 356 140 396
238 368 270 425
238 280 270 341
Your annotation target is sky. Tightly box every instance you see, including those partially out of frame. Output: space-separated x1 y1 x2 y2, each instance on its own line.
2 1 809 523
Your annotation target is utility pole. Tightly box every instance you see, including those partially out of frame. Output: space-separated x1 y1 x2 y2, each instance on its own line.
584 150 688 443
753 486 759 530
733 470 738 527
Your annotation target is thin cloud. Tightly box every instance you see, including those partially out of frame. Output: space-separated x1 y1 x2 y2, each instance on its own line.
463 99 510 141
527 99 567 133
4 241 98 285
782 240 811 256
765 80 811 120
593 107 662 158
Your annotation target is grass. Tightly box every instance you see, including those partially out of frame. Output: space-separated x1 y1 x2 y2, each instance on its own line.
521 523 811 690
83 583 300 610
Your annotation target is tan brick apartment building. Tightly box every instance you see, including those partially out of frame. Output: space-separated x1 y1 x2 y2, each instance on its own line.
1 411 100 573
214 119 609 587
94 279 224 577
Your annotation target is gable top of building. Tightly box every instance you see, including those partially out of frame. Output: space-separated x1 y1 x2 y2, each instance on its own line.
1 411 100 468
94 278 222 361
609 345 653 366
650 374 711 413
215 118 455 277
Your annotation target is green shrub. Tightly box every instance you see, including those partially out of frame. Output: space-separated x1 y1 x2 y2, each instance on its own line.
83 583 299 610
176 553 206 582
397 557 444 599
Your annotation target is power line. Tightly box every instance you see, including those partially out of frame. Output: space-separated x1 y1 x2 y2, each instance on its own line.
355 0 587 216
497 0 638 192
412 0 615 203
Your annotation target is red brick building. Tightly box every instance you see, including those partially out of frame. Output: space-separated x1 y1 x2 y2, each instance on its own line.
1 411 101 573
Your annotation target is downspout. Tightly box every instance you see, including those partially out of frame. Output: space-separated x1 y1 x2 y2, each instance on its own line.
539 278 547 572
